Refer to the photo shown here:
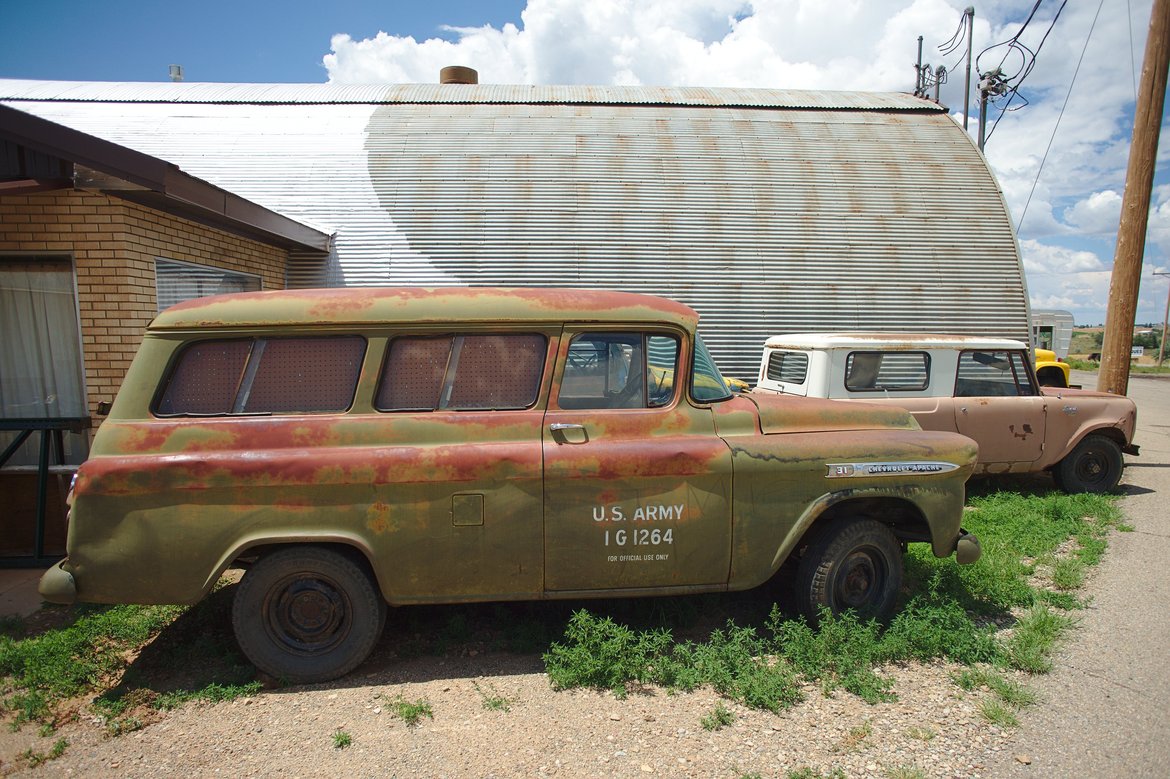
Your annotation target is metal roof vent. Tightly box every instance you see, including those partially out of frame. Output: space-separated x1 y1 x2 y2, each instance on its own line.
169 64 183 82
439 66 478 85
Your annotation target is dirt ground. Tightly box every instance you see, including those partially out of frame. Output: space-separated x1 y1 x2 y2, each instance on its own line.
2 645 1026 778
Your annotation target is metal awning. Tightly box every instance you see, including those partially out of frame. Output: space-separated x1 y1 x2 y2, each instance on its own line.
0 103 330 253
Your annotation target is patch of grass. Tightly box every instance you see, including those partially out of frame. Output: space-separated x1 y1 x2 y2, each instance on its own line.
885 767 927 779
0 581 261 732
836 718 873 752
700 702 735 731
472 681 515 712
979 698 1020 727
332 729 352 749
786 769 845 779
0 603 181 727
905 725 935 741
1004 605 1075 674
382 694 433 728
21 737 68 767
0 615 24 638
954 668 1037 708
1048 557 1086 590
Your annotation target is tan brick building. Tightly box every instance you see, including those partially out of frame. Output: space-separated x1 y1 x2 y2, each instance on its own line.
1 106 329 560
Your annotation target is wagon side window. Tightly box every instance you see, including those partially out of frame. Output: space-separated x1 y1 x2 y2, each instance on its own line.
376 333 547 412
844 351 930 392
155 336 366 415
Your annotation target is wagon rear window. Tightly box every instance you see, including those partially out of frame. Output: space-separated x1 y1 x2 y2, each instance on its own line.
155 336 366 415
766 351 808 384
376 333 547 411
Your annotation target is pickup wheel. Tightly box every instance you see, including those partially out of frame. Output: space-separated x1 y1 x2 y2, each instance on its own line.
233 547 387 684
796 518 902 622
1054 434 1123 493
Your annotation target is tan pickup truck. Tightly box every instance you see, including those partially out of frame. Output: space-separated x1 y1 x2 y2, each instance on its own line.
754 333 1138 493
41 289 980 683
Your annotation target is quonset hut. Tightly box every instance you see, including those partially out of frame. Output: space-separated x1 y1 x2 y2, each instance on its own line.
1 74 1027 380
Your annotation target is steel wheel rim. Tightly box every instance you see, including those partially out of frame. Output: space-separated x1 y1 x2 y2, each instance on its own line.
1074 447 1109 486
264 573 352 655
834 548 886 611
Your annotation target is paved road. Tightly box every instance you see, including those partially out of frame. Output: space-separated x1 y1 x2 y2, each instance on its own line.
982 372 1170 777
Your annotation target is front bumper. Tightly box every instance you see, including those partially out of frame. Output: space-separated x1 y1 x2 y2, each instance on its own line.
955 529 982 565
38 559 77 605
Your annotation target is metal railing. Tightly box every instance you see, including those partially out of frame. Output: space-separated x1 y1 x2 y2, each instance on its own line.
0 417 90 566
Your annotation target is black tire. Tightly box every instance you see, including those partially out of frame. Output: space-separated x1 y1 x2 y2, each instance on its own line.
795 517 903 622
1055 434 1123 493
233 547 387 684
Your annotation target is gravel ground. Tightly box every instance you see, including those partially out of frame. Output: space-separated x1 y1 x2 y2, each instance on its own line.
1 644 1031 778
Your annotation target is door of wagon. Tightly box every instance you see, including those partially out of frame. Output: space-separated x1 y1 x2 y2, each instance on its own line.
542 329 733 592
953 349 1045 467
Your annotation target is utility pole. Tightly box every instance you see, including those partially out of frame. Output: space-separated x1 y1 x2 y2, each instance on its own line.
1155 270 1170 365
1099 0 1170 394
963 6 975 131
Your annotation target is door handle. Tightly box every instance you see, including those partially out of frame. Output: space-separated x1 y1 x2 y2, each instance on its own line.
549 422 589 444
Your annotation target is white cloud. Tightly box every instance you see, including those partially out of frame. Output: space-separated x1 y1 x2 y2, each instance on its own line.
322 0 1165 324
1065 191 1123 234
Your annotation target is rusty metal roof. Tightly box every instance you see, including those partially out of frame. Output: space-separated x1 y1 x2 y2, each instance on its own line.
151 286 699 330
0 78 1026 380
0 79 941 111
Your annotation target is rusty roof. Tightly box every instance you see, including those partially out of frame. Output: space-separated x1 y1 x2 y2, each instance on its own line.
151 287 700 331
0 80 942 112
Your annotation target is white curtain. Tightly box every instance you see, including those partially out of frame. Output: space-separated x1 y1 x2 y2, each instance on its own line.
0 258 86 465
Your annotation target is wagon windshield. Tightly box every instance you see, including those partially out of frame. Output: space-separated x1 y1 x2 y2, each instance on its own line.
691 335 733 403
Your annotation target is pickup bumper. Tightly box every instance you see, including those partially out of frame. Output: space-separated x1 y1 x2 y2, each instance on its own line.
956 529 981 565
38 559 77 605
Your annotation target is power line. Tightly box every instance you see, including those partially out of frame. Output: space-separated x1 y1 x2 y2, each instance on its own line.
1018 0 1107 233
982 0 1069 145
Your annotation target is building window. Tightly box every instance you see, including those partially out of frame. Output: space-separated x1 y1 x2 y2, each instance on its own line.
0 256 87 465
155 258 261 311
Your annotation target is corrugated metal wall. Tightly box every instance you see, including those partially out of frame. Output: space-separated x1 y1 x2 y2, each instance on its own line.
1 81 1029 380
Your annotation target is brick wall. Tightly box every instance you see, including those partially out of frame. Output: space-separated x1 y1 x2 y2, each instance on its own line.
0 189 288 420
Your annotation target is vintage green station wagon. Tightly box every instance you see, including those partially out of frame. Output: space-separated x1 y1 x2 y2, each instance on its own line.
41 288 981 683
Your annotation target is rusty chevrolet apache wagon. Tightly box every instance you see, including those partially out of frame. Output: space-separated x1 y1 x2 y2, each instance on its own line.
40 288 981 683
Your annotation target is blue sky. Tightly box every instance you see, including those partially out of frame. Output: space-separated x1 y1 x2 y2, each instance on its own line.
2 0 1167 327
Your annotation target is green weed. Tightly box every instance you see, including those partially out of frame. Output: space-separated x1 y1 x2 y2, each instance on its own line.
700 702 735 731
21 737 68 767
543 610 673 697
473 681 515 712
383 694 433 727
332 729 352 748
